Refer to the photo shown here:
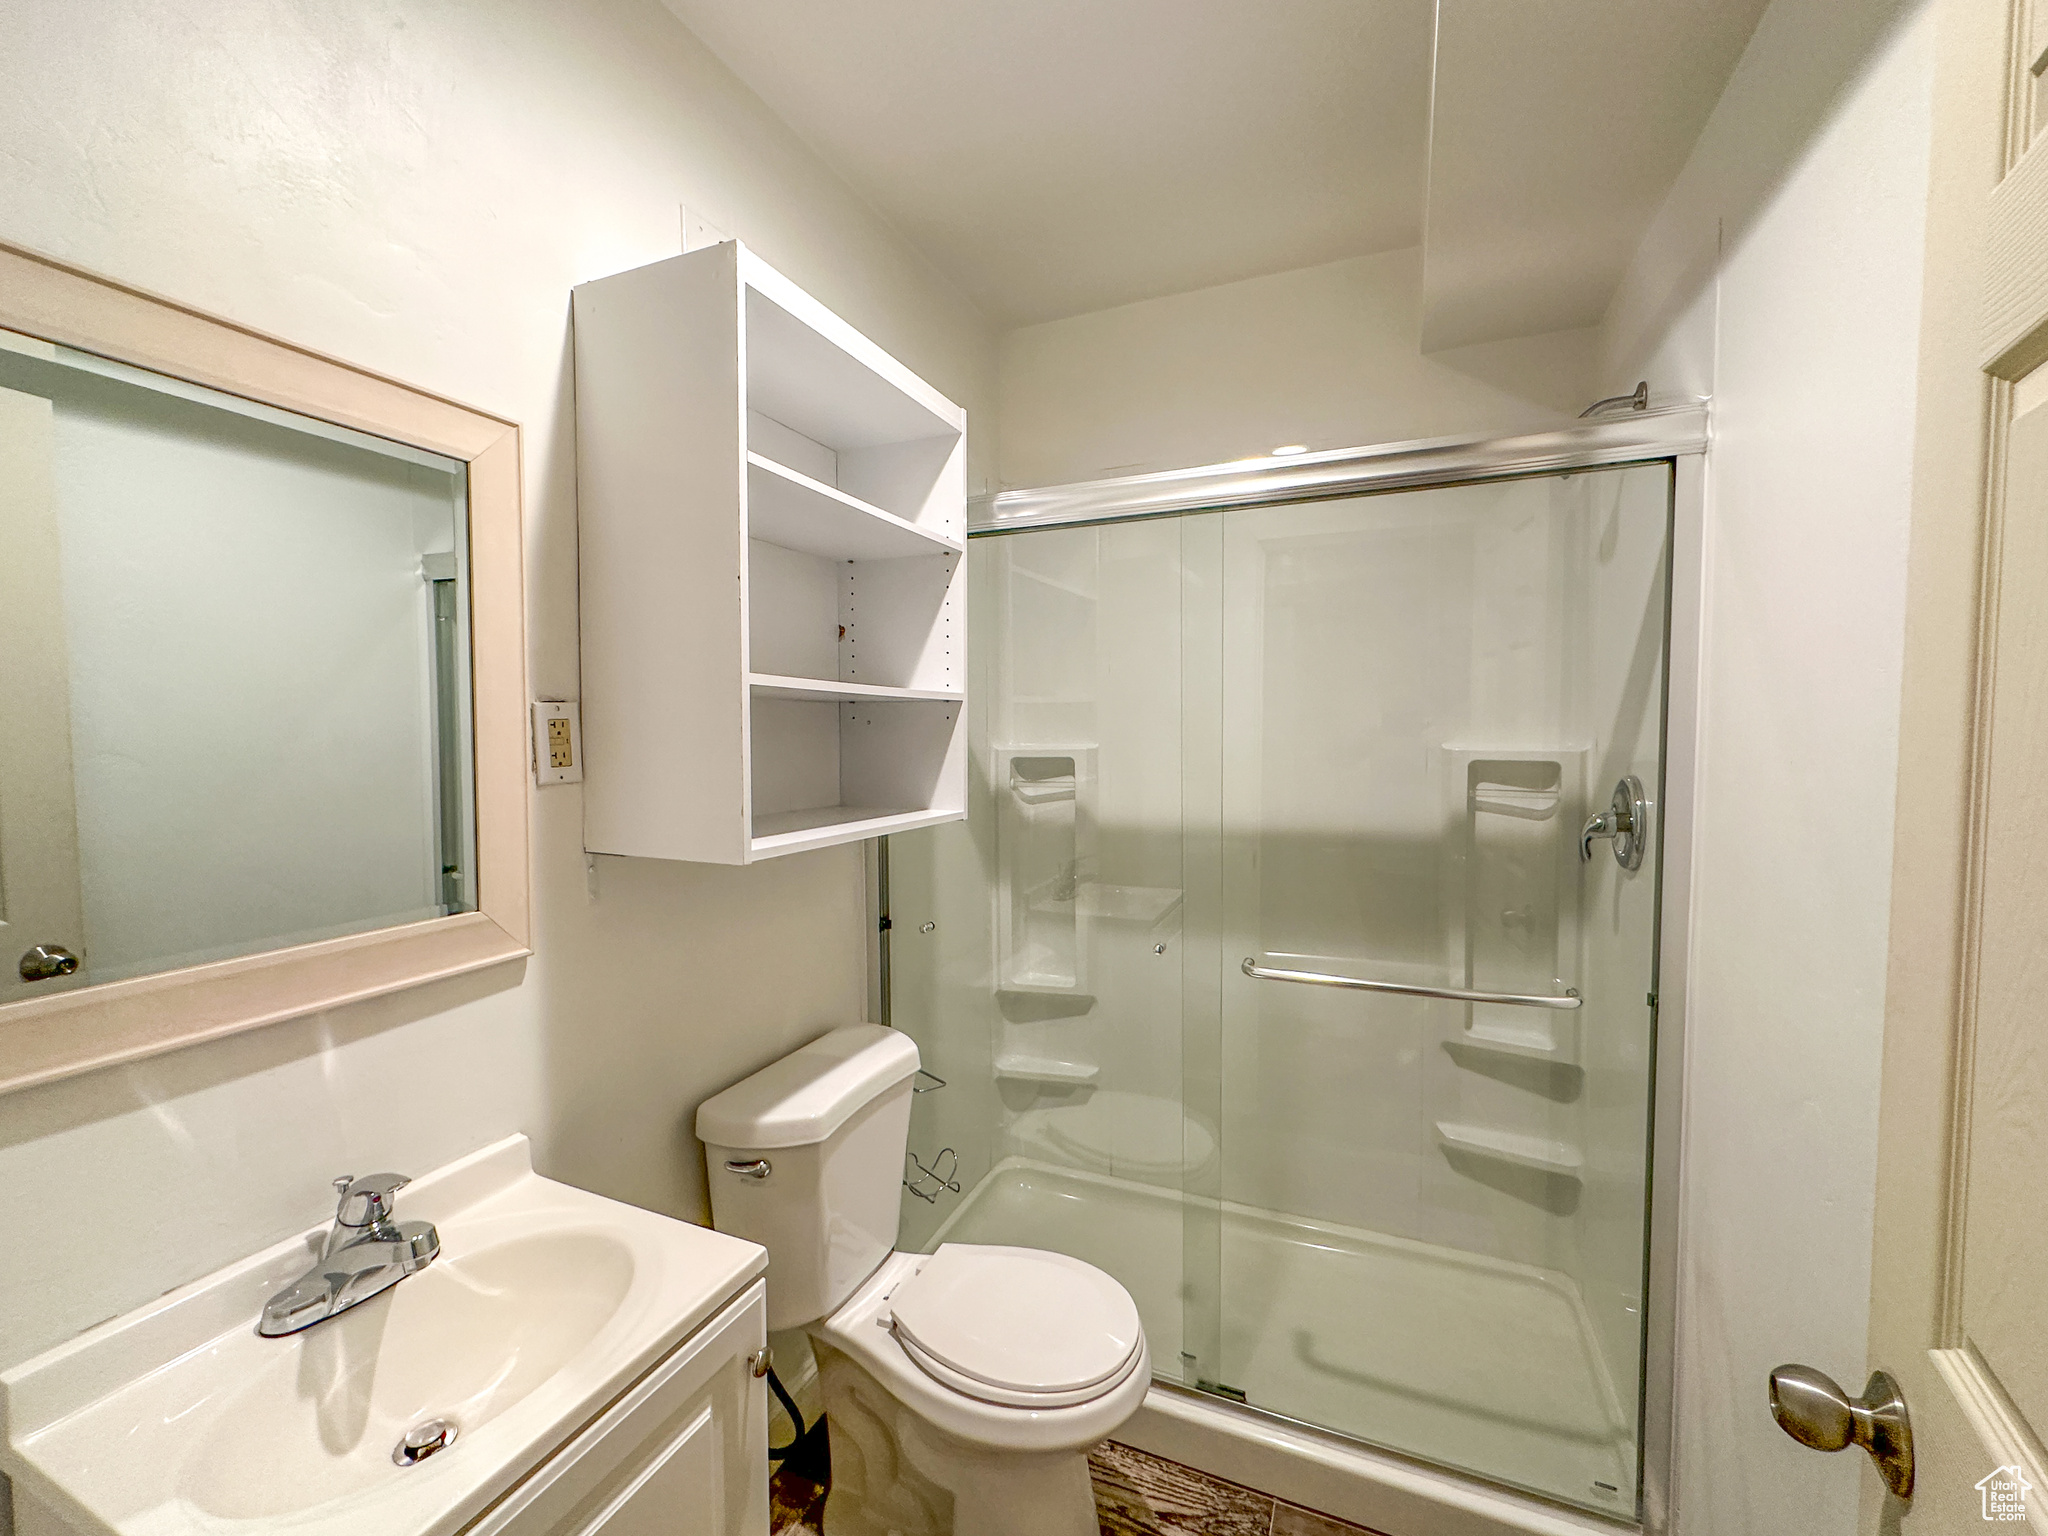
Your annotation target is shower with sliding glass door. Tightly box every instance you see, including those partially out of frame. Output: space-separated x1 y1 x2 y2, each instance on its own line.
882 426 1688 1521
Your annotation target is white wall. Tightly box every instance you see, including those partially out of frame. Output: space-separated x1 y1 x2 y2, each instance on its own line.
0 0 994 1407
996 247 1597 488
1590 1 1935 1532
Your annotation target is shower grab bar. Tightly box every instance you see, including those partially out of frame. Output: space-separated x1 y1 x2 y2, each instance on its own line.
1240 957 1582 1010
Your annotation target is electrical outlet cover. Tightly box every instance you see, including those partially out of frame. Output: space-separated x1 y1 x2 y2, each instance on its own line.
532 699 584 786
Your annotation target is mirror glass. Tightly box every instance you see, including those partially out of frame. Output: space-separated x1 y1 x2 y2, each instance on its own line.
0 328 475 1000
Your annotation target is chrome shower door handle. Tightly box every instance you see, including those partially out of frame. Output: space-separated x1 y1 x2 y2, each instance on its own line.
1581 775 1650 870
1769 1364 1914 1500
1240 957 1581 1010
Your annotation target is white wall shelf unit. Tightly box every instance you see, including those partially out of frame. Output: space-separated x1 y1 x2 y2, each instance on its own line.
574 241 967 864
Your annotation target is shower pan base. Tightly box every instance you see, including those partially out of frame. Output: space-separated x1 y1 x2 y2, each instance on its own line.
929 1159 1635 1522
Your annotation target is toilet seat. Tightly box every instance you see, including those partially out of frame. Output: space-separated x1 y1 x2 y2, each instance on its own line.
812 1248 1152 1454
887 1245 1143 1408
893 1327 1147 1409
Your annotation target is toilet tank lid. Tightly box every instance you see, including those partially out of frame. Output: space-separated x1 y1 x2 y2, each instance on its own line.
696 1025 920 1150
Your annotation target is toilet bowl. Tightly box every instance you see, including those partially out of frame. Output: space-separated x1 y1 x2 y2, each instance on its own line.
697 1025 1149 1535
810 1248 1150 1536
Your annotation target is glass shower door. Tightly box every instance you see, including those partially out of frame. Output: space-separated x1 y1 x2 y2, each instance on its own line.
889 513 1222 1389
1200 465 1670 1513
884 456 1672 1519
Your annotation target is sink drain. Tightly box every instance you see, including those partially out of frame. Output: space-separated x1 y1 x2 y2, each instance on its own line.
393 1418 458 1467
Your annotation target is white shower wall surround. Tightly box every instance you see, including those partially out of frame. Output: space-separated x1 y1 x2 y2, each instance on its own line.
884 446 1679 1520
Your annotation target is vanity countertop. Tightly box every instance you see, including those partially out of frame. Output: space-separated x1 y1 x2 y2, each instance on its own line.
0 1134 765 1536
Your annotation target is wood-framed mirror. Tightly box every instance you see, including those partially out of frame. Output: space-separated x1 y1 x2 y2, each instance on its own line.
0 241 529 1094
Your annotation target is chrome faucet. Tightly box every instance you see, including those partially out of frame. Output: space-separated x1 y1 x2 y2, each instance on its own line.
258 1173 440 1337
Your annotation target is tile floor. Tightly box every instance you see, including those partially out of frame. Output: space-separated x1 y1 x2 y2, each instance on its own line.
1090 1442 1386 1536
769 1460 829 1535
767 1435 1385 1536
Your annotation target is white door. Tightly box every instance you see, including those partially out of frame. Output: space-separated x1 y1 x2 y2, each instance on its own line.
1782 0 2048 1526
0 359 87 1001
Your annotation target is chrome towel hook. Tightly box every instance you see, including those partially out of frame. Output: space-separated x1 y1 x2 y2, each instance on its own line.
1581 776 1650 870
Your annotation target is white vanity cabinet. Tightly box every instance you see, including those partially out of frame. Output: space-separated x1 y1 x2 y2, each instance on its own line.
0 1135 772 1536
468 1281 768 1536
573 242 968 864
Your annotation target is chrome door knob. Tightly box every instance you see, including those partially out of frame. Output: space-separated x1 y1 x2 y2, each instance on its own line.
18 944 79 981
1769 1363 1914 1499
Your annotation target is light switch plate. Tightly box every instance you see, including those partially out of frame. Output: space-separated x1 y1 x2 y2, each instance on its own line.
532 699 583 786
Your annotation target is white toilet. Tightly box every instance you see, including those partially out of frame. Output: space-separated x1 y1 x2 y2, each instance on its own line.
697 1024 1149 1536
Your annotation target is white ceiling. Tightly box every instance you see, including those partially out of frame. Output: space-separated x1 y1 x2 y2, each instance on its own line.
659 0 1435 328
662 0 1769 344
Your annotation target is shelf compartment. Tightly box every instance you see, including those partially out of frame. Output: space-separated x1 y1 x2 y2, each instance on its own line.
744 273 960 451
751 805 963 857
993 1053 1100 1087
748 673 963 704
1459 1013 1580 1062
747 538 960 693
748 693 964 863
996 747 1096 995
1434 1121 1584 1177
747 453 962 560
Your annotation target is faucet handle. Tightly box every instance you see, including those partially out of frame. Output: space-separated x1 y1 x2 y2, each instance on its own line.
333 1172 410 1229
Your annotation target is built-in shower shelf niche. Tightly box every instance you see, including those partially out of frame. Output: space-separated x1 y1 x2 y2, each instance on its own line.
573 240 967 864
1438 744 1590 1064
1460 1015 1581 1062
996 745 1098 994
1435 1121 1584 1178
992 1053 1100 1087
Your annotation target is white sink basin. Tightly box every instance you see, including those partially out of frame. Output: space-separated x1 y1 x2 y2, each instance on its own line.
1 1136 765 1536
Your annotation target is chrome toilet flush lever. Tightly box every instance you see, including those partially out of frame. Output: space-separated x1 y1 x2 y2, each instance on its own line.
259 1172 440 1336
1581 775 1650 870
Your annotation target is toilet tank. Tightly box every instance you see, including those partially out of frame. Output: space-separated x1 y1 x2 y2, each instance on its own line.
696 1024 919 1330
